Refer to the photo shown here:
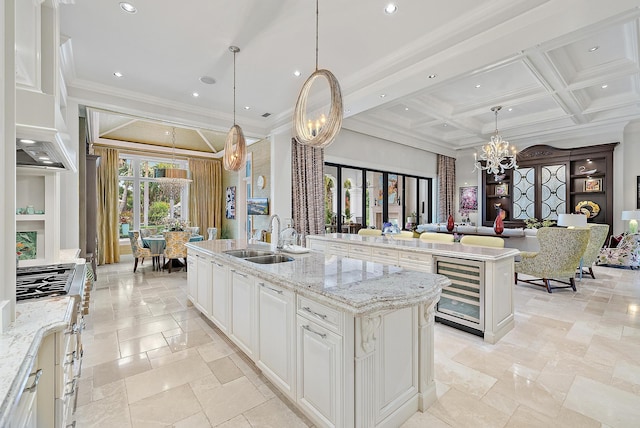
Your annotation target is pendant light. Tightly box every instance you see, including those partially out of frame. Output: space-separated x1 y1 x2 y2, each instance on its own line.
223 45 247 171
473 106 518 178
155 126 191 200
293 0 343 148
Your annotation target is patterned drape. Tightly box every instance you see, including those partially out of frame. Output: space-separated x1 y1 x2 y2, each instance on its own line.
291 138 325 242
188 158 222 237
94 147 120 264
437 154 456 222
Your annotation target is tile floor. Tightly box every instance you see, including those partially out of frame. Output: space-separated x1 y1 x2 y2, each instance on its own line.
74 255 640 427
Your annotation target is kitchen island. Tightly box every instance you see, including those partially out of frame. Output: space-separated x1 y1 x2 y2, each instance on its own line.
185 240 448 428
307 233 520 344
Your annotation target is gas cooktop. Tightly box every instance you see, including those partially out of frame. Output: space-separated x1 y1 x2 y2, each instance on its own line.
16 263 77 301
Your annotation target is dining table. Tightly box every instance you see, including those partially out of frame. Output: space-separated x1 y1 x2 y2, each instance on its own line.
142 234 204 271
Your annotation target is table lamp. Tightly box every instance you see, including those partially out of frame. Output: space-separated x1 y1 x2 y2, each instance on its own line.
621 210 640 234
557 213 587 228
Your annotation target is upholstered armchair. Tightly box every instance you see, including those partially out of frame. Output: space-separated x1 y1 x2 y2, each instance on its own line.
163 231 190 273
578 224 610 278
596 233 640 269
514 227 590 293
128 231 152 273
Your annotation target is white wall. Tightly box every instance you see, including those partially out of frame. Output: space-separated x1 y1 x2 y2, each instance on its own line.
270 130 293 220
326 129 438 178
59 99 80 249
621 120 640 234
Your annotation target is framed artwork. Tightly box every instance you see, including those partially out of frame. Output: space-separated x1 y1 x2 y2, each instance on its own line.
247 198 269 215
225 186 236 219
459 186 478 211
584 178 602 192
495 183 509 196
16 231 37 260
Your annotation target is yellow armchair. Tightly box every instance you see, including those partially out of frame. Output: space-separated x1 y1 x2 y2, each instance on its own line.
163 231 190 273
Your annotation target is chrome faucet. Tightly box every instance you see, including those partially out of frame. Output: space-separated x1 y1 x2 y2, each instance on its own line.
269 214 282 249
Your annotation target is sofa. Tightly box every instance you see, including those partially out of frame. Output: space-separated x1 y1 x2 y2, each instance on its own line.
596 233 640 269
416 223 539 252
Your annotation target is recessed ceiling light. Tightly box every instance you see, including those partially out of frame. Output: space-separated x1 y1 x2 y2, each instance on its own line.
119 2 137 14
508 108 513 111
20 139 35 144
38 156 50 161
601 84 608 89
244 106 251 110
199 76 216 85
113 71 123 78
475 84 481 88
380 94 386 98
588 46 599 52
428 74 437 79
443 124 448 127
192 92 199 97
404 107 409 111
384 3 398 14
42 160 54 165
293 70 301 77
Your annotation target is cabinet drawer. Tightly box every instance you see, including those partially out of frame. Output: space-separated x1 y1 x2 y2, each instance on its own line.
371 248 399 264
326 242 349 256
348 244 371 260
398 252 433 272
297 296 343 335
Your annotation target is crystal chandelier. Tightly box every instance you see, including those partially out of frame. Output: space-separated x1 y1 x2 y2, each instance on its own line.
293 0 343 148
473 106 517 177
155 127 191 200
223 45 247 171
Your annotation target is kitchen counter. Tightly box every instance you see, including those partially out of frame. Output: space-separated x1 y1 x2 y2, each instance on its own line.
186 239 448 427
0 297 75 426
185 239 448 315
307 233 520 261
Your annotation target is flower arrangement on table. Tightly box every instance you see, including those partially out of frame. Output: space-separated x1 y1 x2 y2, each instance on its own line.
523 217 556 229
161 217 189 231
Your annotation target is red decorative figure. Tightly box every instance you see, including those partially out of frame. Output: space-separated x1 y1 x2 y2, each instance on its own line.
494 209 504 235
447 214 455 232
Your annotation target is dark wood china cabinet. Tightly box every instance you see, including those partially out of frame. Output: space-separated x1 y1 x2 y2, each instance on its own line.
481 143 617 234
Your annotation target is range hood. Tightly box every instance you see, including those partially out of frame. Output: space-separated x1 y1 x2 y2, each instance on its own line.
15 89 76 172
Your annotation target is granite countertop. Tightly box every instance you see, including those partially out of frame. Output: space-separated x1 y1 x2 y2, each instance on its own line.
186 240 448 315
308 233 520 261
0 297 75 426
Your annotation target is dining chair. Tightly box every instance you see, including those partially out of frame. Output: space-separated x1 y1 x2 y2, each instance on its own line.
128 231 152 273
357 228 382 236
163 231 190 273
460 235 505 248
419 232 454 243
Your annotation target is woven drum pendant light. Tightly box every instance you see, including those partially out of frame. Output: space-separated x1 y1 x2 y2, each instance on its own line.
293 0 343 148
223 46 247 171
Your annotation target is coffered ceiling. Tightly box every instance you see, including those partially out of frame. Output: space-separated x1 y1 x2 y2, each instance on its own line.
58 0 640 156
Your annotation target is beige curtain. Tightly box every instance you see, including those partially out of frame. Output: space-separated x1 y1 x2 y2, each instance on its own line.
291 138 325 241
188 158 222 235
437 154 456 222
95 147 120 264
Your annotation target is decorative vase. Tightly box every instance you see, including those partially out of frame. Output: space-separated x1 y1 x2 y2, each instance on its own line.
446 214 455 232
494 210 504 235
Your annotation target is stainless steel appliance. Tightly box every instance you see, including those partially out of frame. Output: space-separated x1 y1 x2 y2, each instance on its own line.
16 263 77 301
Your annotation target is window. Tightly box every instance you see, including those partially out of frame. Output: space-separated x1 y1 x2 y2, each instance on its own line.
118 155 189 238
324 162 432 233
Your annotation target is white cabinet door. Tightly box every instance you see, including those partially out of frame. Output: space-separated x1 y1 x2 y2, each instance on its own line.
296 316 343 428
230 269 257 360
196 255 212 316
210 260 229 333
257 281 295 399
186 254 197 303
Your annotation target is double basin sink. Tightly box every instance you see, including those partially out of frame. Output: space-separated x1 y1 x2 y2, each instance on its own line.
224 249 294 264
